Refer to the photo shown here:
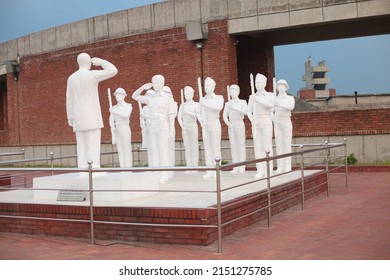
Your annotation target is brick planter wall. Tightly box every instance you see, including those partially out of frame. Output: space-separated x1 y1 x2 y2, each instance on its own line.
0 171 327 245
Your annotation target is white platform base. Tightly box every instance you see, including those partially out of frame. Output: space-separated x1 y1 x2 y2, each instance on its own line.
32 172 160 202
0 170 322 208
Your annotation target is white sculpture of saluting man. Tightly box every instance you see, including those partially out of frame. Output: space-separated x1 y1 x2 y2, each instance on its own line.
66 53 118 168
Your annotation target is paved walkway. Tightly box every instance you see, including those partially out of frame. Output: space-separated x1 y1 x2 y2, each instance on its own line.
0 172 389 260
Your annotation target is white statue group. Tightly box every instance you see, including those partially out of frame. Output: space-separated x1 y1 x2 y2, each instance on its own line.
66 53 295 183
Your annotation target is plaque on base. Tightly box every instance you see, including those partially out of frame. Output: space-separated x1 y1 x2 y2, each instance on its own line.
57 189 87 202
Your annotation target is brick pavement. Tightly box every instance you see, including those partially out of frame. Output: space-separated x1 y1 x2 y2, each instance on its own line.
0 172 389 260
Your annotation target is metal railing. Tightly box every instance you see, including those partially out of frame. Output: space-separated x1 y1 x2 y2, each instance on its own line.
0 140 348 253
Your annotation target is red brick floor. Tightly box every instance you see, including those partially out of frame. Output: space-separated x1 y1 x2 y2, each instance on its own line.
0 172 389 260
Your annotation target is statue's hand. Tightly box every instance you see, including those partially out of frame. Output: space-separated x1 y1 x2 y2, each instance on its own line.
68 119 73 127
91 57 104 66
143 83 153 90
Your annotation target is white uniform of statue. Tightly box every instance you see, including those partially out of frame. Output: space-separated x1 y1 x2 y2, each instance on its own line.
178 86 201 171
139 90 154 166
132 75 176 184
66 53 118 168
247 74 275 178
200 77 224 179
109 88 133 168
223 85 247 174
163 86 178 167
273 79 295 173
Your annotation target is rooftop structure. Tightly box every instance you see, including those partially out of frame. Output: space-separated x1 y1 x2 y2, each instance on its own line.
299 56 336 100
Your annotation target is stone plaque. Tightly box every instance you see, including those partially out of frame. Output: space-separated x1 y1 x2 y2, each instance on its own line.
57 189 87 202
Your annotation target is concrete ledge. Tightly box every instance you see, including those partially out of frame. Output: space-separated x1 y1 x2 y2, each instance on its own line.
152 1 175 31
29 32 43 54
174 0 202 25
228 16 258 33
94 15 109 41
56 24 72 49
290 7 324 26
324 3 358 22
258 0 289 14
200 0 228 22
128 5 153 35
258 12 290 30
358 0 390 18
108 10 129 39
228 0 257 19
71 20 90 46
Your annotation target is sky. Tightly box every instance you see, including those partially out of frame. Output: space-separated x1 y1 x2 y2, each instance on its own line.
1 0 389 95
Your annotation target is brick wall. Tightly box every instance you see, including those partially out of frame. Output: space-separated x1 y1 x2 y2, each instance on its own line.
1 20 237 146
292 108 390 137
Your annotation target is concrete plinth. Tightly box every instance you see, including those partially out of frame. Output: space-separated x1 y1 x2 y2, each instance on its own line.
32 172 160 202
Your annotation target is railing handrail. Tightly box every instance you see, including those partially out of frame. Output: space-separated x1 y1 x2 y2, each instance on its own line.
0 142 345 167
0 151 25 157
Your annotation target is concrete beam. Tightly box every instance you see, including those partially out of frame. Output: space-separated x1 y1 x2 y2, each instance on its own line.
17 36 30 57
289 0 323 10
0 43 7 63
71 20 90 46
29 32 43 54
7 40 18 60
94 15 109 41
290 7 324 26
228 16 258 34
42 28 57 53
201 0 228 22
323 3 358 22
152 1 175 31
174 0 201 25
56 24 72 50
108 10 129 39
128 5 153 35
228 0 257 19
323 0 356 5
258 12 290 30
358 0 390 18
257 0 289 14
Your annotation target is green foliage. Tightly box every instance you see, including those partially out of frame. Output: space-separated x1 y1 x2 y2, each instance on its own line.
347 153 358 165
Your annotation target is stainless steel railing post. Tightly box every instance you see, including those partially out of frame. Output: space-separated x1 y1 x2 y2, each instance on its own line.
49 152 54 175
215 157 222 253
88 160 95 245
266 150 272 227
299 145 305 210
325 141 330 197
344 138 348 189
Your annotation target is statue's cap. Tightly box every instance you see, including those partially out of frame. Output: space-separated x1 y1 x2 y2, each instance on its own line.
276 79 289 90
114 88 127 96
229 84 240 92
255 73 267 82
